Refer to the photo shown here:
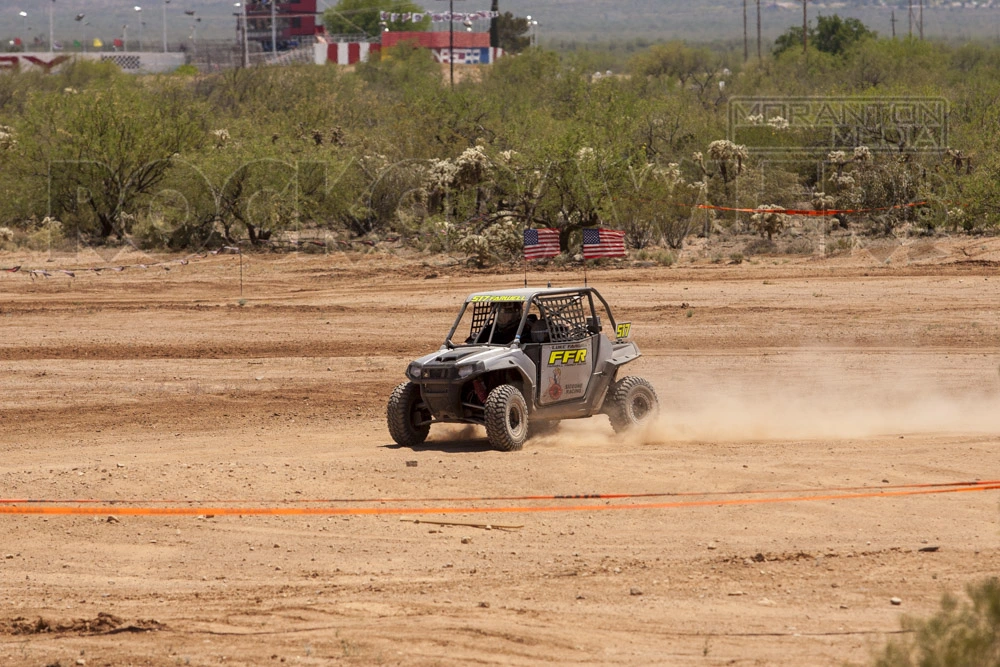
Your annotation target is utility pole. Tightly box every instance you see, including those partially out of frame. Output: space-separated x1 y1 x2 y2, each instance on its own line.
908 0 913 38
489 0 498 49
449 0 454 88
756 0 761 60
891 9 896 39
163 0 169 52
136 6 143 52
271 0 277 55
242 3 249 67
919 0 924 40
49 0 55 53
743 0 748 62
436 0 464 89
802 0 807 53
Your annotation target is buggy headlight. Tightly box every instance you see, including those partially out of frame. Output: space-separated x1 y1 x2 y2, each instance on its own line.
406 363 421 380
457 361 485 378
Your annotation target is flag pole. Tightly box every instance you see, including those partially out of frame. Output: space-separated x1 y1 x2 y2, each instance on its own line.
523 254 527 288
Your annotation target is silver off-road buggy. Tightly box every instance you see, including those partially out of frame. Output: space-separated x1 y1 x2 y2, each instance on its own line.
387 287 658 451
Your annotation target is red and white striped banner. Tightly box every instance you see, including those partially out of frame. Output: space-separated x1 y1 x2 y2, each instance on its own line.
316 42 380 65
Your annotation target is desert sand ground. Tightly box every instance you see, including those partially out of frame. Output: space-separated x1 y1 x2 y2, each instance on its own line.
2 236 1000 666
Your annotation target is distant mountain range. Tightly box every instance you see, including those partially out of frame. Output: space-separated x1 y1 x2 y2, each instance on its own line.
1 0 998 48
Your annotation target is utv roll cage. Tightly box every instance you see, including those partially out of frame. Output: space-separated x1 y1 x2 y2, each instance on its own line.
444 287 621 349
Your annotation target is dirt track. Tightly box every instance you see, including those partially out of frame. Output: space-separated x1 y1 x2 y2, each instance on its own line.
2 239 1000 666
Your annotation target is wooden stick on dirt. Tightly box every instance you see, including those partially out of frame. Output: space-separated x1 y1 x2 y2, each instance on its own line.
402 519 523 530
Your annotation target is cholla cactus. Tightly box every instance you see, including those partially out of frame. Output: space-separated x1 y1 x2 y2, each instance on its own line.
750 204 788 241
576 146 596 162
457 217 522 266
427 159 460 191
211 129 231 148
833 174 856 188
827 150 849 167
745 113 764 125
0 125 16 151
946 207 966 229
0 226 14 245
40 216 62 231
853 146 872 162
63 87 79 95
428 146 491 192
708 139 748 164
811 192 836 211
453 145 490 187
656 162 682 183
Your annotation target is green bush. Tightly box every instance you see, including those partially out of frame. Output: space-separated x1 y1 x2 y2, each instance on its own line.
873 578 1000 667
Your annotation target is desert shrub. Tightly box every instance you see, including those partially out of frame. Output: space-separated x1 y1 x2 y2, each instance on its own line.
783 237 815 255
743 237 777 256
0 226 14 250
873 578 1000 667
26 217 65 251
634 247 676 266
825 236 854 256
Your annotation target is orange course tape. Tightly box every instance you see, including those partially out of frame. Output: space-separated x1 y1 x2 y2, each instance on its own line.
694 201 927 217
1 483 997 517
2 479 997 506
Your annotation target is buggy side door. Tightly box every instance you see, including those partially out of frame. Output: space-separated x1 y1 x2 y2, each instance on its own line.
532 294 597 405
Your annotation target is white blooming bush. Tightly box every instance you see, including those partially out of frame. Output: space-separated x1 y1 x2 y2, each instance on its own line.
0 125 17 151
767 116 790 131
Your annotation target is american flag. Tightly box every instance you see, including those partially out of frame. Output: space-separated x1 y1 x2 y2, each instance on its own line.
523 228 560 261
582 228 626 259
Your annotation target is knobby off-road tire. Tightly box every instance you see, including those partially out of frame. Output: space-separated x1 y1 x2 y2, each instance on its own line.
606 376 659 434
387 381 430 447
484 384 529 452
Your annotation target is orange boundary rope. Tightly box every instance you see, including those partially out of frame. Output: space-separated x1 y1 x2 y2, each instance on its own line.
2 483 997 517
693 201 928 217
1 479 996 506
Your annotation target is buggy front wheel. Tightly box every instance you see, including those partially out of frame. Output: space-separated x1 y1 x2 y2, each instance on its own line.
387 381 431 447
484 384 529 451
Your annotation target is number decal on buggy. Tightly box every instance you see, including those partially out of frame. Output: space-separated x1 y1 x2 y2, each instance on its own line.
615 322 632 339
470 295 526 302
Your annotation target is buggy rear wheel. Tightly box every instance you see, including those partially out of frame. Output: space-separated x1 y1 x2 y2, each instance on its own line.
484 384 529 451
606 376 659 434
387 381 431 447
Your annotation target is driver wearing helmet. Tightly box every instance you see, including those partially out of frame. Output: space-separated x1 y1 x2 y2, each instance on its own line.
491 302 524 344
